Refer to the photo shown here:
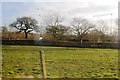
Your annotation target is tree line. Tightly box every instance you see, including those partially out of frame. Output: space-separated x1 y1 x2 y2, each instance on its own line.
1 12 118 43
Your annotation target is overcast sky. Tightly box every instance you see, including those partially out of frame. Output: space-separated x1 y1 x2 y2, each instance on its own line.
1 0 119 26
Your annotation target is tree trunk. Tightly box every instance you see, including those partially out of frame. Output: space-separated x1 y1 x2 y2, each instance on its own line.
53 34 57 41
24 31 28 39
78 36 83 43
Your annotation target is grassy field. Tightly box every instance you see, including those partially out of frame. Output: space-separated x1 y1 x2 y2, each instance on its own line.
2 45 118 78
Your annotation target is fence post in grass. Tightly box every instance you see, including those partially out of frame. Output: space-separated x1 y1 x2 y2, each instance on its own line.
39 49 46 79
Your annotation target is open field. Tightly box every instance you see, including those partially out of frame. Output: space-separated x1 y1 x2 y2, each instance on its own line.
2 45 118 78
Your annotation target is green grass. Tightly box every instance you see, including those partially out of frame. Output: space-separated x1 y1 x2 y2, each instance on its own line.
2 45 118 78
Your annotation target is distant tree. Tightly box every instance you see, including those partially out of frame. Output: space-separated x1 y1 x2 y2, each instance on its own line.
10 16 38 39
114 18 118 35
46 24 69 40
95 20 109 43
111 19 118 43
2 26 8 32
71 17 94 43
44 12 64 26
45 12 68 41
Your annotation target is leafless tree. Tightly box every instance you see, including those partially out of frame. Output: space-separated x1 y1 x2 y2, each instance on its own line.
95 20 110 43
46 24 69 41
44 12 64 26
2 26 8 32
111 19 118 43
45 12 68 41
112 19 118 36
71 17 94 43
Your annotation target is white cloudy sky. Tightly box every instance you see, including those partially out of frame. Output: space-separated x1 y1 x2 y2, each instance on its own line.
1 0 119 26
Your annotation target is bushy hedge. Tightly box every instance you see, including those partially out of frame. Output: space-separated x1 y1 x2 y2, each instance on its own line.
2 40 118 49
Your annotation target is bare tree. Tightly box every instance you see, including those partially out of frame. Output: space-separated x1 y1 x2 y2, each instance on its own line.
2 26 8 32
71 17 94 43
111 19 118 37
44 12 64 26
95 20 109 43
10 16 38 39
111 19 118 43
45 12 68 41
46 24 69 41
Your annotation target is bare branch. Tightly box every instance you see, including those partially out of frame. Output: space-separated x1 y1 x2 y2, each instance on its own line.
71 17 94 42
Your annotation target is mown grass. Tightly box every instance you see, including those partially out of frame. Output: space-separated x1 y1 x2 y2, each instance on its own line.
2 45 118 78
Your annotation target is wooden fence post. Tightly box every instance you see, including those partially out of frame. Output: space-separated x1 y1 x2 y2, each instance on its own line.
39 49 46 79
